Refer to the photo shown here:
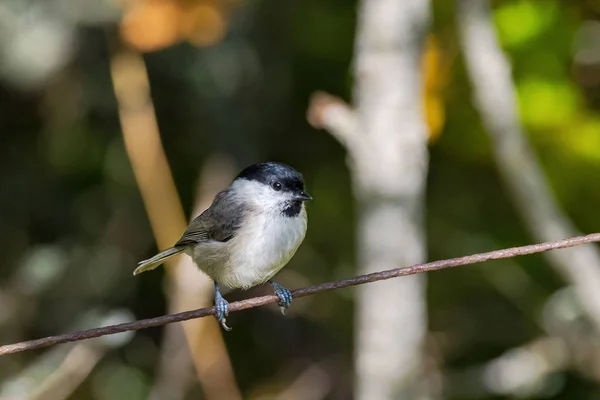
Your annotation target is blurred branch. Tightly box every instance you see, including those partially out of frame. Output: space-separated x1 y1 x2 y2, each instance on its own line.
0 343 105 400
110 47 187 248
448 336 569 398
28 343 105 400
109 43 240 399
457 0 600 331
307 92 357 152
448 285 600 398
274 361 332 400
2 233 600 355
0 310 133 399
149 155 239 400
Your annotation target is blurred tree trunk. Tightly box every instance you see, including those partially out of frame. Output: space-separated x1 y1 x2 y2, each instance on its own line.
308 0 431 398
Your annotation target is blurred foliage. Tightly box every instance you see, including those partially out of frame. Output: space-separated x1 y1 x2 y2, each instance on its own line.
2 0 600 399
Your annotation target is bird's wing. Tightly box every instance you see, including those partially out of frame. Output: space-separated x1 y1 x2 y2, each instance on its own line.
174 188 245 246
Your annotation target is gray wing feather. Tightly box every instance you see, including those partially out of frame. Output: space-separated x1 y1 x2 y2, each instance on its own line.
175 188 244 247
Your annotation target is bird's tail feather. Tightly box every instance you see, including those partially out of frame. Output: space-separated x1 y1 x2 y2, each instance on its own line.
133 247 184 275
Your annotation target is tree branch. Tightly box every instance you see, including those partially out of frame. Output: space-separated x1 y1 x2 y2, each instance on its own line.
457 0 600 332
307 91 358 152
2 233 600 356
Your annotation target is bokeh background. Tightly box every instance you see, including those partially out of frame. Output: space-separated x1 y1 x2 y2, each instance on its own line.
2 0 600 399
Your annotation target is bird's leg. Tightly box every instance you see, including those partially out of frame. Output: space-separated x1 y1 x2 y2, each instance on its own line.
214 282 231 331
269 280 293 315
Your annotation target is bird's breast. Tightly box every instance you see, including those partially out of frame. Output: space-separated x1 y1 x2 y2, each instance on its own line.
223 208 307 289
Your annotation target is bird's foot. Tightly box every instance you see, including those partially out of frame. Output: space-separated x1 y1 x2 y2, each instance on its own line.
269 281 293 315
214 283 231 331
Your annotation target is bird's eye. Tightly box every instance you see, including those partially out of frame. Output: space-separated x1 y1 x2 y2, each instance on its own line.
272 181 282 191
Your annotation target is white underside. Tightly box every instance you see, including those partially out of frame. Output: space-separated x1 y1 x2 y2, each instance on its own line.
187 193 307 289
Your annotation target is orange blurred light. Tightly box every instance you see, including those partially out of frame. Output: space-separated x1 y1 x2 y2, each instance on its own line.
181 3 227 47
120 0 183 52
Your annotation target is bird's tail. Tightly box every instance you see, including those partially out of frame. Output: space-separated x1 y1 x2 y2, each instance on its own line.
133 247 185 275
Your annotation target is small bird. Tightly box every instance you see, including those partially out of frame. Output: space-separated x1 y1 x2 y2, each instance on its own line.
134 162 312 330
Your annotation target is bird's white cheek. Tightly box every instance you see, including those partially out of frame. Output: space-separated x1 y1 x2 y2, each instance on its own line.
230 179 293 212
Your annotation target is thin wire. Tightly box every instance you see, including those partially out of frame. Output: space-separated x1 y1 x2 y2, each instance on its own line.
1 233 599 356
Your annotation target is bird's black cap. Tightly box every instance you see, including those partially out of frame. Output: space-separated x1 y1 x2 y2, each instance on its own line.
235 162 308 195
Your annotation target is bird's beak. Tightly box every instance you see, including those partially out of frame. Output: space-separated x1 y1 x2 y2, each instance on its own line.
294 191 313 201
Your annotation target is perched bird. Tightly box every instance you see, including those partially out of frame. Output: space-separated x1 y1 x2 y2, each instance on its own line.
134 162 312 330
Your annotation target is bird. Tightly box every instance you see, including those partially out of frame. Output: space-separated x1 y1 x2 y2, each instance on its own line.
134 162 312 330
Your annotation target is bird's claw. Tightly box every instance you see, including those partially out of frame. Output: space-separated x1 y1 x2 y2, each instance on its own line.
270 281 293 315
214 290 232 331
